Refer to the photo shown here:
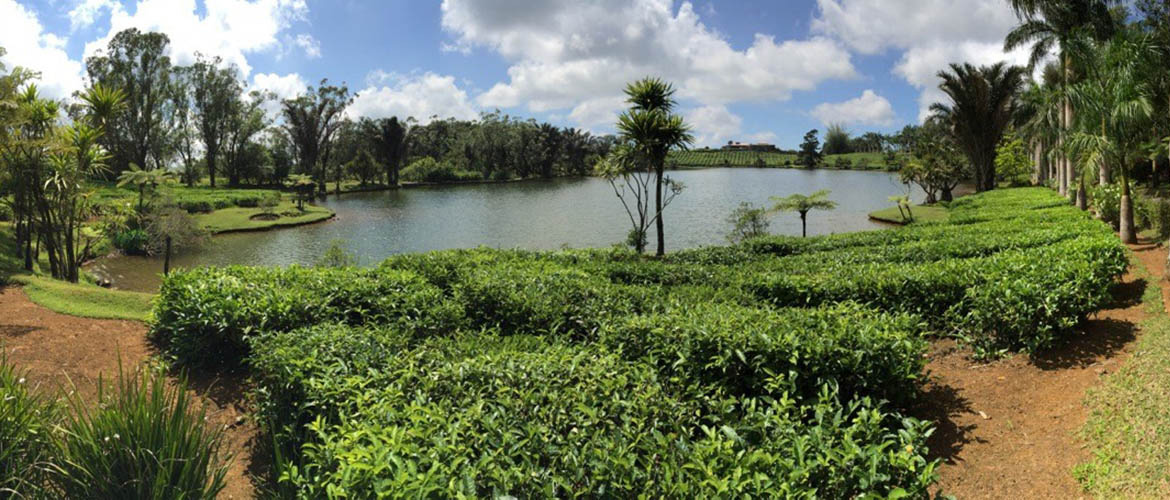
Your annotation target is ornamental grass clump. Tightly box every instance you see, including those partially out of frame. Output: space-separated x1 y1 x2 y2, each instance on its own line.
50 365 228 500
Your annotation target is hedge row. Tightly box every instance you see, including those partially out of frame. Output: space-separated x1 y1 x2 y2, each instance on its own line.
252 328 935 498
148 187 1126 496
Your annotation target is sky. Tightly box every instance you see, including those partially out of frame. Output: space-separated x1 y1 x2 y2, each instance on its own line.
1 0 1033 149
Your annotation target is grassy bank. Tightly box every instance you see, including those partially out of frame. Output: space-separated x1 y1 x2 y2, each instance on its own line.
0 224 153 321
195 201 333 234
869 204 950 224
1076 251 1170 496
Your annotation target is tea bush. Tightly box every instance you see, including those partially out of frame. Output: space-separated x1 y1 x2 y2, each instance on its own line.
261 333 936 498
149 187 1127 496
151 265 463 365
599 302 928 405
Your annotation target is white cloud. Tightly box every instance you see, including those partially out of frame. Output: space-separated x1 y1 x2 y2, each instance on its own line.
294 33 321 58
347 72 478 124
812 0 1029 121
0 0 85 99
81 0 309 77
442 0 855 127
251 71 306 118
810 90 896 127
685 105 742 146
68 0 120 31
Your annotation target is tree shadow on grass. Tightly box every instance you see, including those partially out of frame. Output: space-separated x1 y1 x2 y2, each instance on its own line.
909 382 983 465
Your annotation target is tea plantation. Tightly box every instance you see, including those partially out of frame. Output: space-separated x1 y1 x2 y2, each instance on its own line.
151 187 1127 497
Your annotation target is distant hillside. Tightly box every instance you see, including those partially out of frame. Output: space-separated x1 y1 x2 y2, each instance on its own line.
669 149 898 171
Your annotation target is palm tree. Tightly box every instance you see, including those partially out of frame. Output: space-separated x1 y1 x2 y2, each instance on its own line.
116 163 176 212
1004 0 1120 194
1015 64 1063 189
931 62 1027 192
1068 31 1157 244
616 77 693 256
771 190 838 238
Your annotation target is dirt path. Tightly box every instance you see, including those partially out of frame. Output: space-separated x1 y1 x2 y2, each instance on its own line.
920 242 1166 499
0 286 258 499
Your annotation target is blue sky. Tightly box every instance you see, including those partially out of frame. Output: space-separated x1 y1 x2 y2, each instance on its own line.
2 0 1030 149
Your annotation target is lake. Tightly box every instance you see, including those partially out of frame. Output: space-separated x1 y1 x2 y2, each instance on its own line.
89 168 927 292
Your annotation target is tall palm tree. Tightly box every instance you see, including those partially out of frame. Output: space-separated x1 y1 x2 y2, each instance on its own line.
1015 64 1064 191
1068 31 1157 244
931 62 1027 192
616 77 693 256
1004 0 1120 194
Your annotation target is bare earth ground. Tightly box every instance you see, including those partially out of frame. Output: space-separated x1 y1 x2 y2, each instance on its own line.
0 286 258 499
1 243 1165 500
919 242 1166 499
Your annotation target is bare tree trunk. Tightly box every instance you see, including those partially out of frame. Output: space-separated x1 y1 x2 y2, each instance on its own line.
800 212 808 238
1076 175 1087 211
654 163 665 256
1120 167 1137 244
164 235 172 276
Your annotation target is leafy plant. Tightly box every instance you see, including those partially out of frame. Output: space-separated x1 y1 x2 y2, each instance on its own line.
0 356 56 498
50 365 228 499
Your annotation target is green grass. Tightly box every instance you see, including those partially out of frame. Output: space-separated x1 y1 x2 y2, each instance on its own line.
868 205 950 224
193 201 334 234
1075 251 1170 497
0 224 153 322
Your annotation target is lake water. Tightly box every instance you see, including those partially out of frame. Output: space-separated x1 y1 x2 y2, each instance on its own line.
89 168 927 292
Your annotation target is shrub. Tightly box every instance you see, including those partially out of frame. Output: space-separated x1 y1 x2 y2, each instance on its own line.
260 334 937 498
0 357 55 497
151 266 464 366
51 366 227 499
400 157 478 183
599 302 928 405
112 229 149 255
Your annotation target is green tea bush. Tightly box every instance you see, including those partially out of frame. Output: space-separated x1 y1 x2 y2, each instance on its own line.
599 302 927 405
151 266 464 365
51 366 228 499
265 335 936 498
0 358 55 497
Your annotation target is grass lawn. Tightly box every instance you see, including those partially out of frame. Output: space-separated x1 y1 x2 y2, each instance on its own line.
194 201 334 233
1075 251 1170 496
0 224 153 321
868 204 949 224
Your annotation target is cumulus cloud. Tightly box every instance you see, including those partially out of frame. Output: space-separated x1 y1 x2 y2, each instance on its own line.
0 0 86 99
810 90 896 127
80 0 309 77
251 71 307 117
813 0 1029 121
685 105 742 146
347 71 478 123
294 33 321 59
442 0 855 127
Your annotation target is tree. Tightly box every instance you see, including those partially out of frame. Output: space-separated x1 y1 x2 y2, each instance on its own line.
145 204 207 276
797 129 822 168
930 62 1026 192
285 174 316 211
726 202 771 243
995 133 1033 187
221 90 269 187
888 195 915 223
1005 0 1121 193
616 77 693 257
189 55 240 188
116 163 176 213
771 190 837 238
822 123 852 155
1068 30 1157 244
84 28 175 174
595 144 684 253
282 81 350 194
361 117 407 186
899 121 969 203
